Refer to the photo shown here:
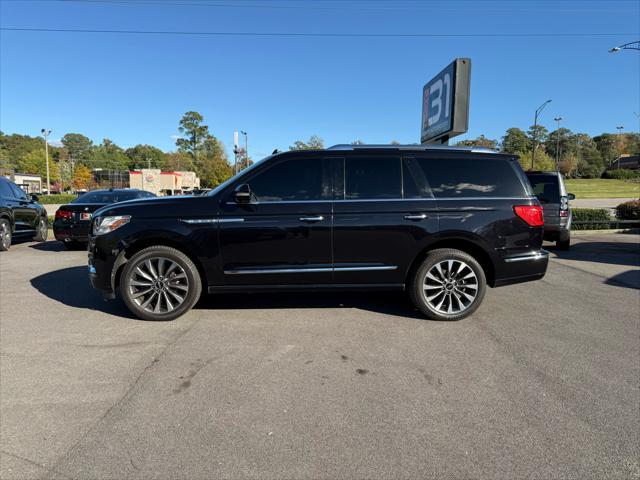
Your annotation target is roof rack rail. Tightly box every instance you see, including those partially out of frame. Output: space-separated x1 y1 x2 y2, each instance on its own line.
326 144 498 154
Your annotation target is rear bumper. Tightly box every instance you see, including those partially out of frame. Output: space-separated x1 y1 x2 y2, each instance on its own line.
53 222 91 242
493 249 549 287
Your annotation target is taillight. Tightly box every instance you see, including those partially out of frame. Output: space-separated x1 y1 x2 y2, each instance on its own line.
513 205 544 227
55 209 73 220
560 210 569 218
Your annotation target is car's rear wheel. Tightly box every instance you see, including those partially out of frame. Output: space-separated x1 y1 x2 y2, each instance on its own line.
63 240 84 250
409 248 487 321
121 246 202 321
34 217 48 242
0 219 11 251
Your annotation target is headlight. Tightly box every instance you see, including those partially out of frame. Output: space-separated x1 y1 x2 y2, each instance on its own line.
93 215 131 235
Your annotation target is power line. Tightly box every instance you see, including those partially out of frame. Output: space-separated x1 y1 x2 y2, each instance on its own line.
1 27 635 37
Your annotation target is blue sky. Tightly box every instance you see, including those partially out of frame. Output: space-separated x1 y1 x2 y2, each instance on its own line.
1 0 639 160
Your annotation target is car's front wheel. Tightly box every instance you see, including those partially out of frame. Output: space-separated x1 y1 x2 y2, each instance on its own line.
409 248 487 321
120 246 202 321
0 219 12 251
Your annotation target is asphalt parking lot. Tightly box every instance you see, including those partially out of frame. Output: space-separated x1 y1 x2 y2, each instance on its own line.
1 234 639 479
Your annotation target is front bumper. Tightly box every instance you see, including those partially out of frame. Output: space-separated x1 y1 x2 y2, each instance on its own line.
494 249 549 287
87 233 122 300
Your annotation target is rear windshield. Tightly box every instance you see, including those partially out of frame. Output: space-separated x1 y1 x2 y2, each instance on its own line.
73 191 149 204
526 174 560 203
404 157 528 199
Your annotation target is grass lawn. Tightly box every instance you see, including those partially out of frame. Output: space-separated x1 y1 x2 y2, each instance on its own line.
564 179 640 199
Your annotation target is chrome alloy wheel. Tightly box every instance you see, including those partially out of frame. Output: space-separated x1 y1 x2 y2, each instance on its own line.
423 259 478 315
39 218 47 239
0 222 10 249
128 257 189 314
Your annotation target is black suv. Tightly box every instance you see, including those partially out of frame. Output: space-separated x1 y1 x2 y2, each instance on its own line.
88 145 548 321
0 177 48 251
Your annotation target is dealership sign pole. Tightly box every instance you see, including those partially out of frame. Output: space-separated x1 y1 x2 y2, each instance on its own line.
421 58 471 145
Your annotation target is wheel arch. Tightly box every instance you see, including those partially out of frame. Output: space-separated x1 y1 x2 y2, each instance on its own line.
113 237 207 291
406 237 496 287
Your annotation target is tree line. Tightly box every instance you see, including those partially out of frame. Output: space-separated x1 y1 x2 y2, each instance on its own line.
1 113 638 192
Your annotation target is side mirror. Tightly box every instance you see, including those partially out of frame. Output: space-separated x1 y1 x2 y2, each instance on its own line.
567 193 575 201
30 194 39 202
234 184 254 204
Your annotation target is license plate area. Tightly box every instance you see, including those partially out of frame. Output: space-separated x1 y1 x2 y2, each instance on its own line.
80 213 92 221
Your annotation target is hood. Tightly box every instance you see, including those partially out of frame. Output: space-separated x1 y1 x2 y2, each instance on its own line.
93 195 215 219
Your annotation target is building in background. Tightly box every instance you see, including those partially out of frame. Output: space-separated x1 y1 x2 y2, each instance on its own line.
3 173 42 193
607 154 639 171
129 169 200 195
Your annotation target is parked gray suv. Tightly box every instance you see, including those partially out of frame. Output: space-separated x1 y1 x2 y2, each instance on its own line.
526 171 574 250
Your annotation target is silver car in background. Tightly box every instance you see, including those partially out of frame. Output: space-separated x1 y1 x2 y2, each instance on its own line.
526 171 574 250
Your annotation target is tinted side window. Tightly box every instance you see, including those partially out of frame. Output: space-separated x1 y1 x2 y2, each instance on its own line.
421 157 525 198
527 174 560 203
9 181 27 200
403 157 432 198
249 157 329 202
345 156 401 200
0 179 13 198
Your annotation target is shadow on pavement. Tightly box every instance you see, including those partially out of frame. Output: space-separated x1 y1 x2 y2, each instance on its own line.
549 240 640 268
30 266 135 319
30 265 424 320
196 291 424 320
605 270 640 290
29 240 85 252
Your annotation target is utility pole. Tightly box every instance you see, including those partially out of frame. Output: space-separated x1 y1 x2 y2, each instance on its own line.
531 100 552 170
233 130 239 175
553 116 563 168
616 125 624 169
241 130 248 172
41 129 51 194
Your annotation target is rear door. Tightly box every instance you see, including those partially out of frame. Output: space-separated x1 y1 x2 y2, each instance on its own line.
7 181 37 233
332 153 438 286
218 155 333 286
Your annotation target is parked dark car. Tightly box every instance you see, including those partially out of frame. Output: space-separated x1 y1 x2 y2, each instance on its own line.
88 145 548 321
525 171 574 250
0 177 48 251
54 188 156 249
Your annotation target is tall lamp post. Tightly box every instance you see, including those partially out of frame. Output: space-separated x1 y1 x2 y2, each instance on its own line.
240 130 248 172
531 100 552 170
553 116 563 168
41 129 51 194
615 125 624 169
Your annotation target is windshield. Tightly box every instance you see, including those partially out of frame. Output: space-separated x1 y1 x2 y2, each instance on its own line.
527 174 560 204
206 154 275 197
73 191 148 204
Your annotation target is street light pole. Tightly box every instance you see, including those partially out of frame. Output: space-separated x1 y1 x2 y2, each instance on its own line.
241 130 248 172
531 100 552 170
41 129 51 194
616 125 624 169
553 116 563 168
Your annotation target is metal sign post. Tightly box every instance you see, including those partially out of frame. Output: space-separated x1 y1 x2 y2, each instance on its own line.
421 58 471 145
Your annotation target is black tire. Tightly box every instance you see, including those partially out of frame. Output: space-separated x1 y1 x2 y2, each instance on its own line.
120 245 202 321
556 235 570 250
0 219 11 251
409 248 487 321
33 216 48 242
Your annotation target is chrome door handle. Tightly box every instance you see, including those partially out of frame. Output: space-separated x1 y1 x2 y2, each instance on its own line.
404 214 428 220
299 216 324 222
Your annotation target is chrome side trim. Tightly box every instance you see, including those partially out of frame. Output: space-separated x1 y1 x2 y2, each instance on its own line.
504 250 549 263
181 218 244 224
224 265 398 275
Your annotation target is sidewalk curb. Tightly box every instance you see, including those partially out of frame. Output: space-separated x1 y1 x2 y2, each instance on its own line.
572 228 640 236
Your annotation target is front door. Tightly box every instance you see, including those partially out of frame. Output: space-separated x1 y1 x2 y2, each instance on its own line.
218 155 333 286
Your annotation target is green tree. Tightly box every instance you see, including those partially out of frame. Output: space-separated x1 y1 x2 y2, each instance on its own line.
176 111 210 163
517 149 555 172
164 152 194 171
545 128 573 161
289 135 324 150
125 144 166 170
455 135 497 149
17 149 61 181
199 137 233 187
527 124 549 147
88 139 129 170
61 133 93 163
501 128 530 154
